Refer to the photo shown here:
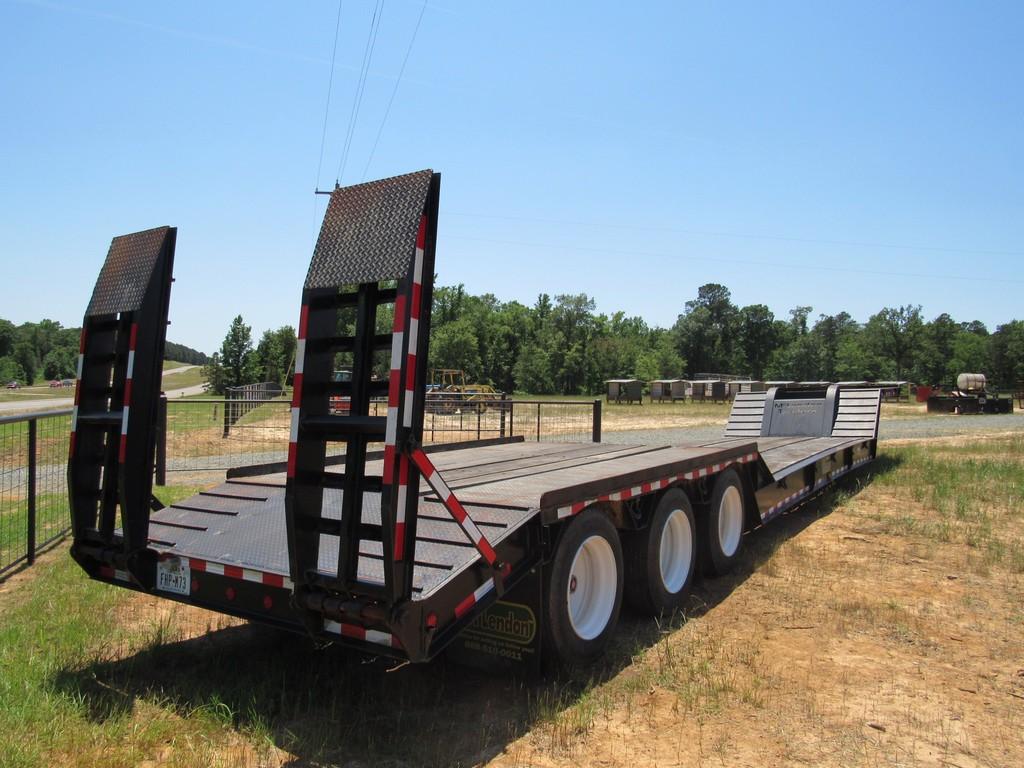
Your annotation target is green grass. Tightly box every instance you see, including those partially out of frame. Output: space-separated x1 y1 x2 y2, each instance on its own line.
1 492 71 570
0 385 74 403
161 366 207 392
864 437 1024 573
162 360 188 371
0 485 216 768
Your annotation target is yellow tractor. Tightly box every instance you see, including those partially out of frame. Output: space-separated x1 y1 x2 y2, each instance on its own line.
425 369 498 414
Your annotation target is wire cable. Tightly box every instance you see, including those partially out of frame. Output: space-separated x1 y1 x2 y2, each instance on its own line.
311 0 345 250
360 0 428 181
314 0 344 190
336 0 385 184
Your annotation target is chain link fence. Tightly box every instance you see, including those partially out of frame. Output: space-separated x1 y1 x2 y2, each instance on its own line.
0 409 73 576
0 396 601 576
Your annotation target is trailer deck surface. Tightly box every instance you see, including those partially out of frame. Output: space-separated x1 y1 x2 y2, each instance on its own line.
146 433 864 598
696 435 868 477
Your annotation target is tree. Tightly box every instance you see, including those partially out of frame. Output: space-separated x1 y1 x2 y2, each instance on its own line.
202 353 227 395
949 332 989 378
13 341 37 385
0 357 26 384
252 325 296 387
42 347 76 380
673 284 739 376
635 332 685 383
0 319 15 358
736 304 778 380
216 316 255 391
430 318 482 380
514 340 555 394
990 321 1024 389
812 312 859 382
863 305 924 380
917 313 959 385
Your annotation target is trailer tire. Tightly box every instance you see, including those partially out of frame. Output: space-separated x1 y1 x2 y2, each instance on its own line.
623 488 696 615
544 509 623 666
705 468 745 576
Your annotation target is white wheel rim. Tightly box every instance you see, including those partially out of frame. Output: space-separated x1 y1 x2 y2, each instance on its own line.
567 534 617 641
658 508 693 593
718 485 743 557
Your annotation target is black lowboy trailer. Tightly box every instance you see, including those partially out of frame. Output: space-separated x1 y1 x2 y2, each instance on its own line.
68 170 881 667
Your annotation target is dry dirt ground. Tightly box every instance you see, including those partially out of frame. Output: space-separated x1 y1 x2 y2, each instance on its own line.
485 446 1023 768
95 437 1021 768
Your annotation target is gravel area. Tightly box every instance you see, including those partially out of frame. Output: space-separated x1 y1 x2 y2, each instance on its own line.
602 412 1024 446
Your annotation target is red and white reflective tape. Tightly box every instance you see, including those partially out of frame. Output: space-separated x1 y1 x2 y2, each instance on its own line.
393 455 410 560
98 564 131 582
287 305 309 478
384 290 411 560
555 452 759 519
118 323 139 463
182 556 293 589
69 329 86 458
455 577 495 619
382 293 407 486
764 484 813 520
323 619 403 649
410 447 499 566
762 455 873 521
402 216 427 429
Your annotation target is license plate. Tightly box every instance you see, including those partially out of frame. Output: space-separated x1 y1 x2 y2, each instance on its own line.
157 557 191 596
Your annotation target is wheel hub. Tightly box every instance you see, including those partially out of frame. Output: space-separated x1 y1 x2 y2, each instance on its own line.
567 534 617 641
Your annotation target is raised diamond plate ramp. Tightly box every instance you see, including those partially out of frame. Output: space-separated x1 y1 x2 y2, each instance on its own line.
86 226 174 316
306 169 434 288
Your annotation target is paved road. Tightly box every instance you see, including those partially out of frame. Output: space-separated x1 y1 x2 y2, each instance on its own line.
164 383 207 398
0 366 206 414
163 365 197 377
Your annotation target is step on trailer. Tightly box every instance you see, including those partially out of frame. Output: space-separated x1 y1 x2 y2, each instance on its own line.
68 170 881 668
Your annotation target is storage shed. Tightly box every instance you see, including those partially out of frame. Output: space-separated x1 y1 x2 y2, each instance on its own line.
606 379 643 404
650 379 686 403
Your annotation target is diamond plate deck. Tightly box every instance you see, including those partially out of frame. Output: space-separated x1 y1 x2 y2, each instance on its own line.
306 169 434 288
147 434 870 606
86 226 173 316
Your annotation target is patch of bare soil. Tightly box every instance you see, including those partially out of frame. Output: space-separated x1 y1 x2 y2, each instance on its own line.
487 489 1024 768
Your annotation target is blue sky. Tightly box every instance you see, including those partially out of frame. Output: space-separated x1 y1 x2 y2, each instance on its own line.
1 0 1021 353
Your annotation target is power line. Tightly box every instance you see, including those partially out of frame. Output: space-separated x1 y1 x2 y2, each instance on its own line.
314 0 345 190
361 1 428 181
445 234 1024 285
336 0 386 184
311 1 345 252
444 210 1024 260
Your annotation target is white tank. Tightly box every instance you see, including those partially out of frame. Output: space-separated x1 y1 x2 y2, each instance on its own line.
956 373 986 392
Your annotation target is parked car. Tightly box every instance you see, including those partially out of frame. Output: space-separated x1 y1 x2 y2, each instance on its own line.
61 379 74 387
6 381 20 389
50 380 62 388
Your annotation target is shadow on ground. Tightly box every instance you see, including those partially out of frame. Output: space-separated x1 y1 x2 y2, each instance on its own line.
50 459 900 768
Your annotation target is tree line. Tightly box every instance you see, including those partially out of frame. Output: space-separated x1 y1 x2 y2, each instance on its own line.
0 317 207 385
427 283 1024 393
203 283 1024 397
